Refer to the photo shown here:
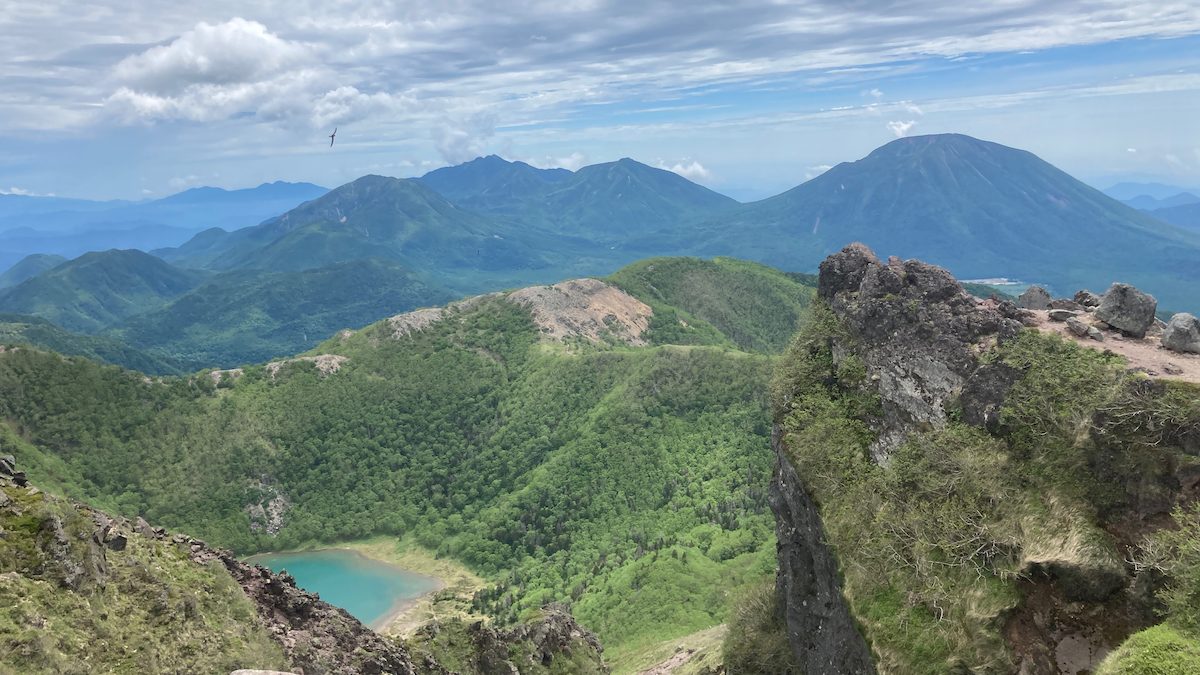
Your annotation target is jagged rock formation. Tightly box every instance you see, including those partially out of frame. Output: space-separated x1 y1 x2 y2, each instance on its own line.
771 244 1200 673
816 242 1023 462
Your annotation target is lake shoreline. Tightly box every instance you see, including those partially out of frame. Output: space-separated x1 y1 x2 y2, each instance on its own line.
244 545 446 633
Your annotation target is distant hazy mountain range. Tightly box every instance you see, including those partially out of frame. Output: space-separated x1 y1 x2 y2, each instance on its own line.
0 181 327 271
3 133 1199 370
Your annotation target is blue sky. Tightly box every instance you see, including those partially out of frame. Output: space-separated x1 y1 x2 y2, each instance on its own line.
1 1 1198 201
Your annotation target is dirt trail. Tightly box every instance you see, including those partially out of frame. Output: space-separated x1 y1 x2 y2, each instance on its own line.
1026 309 1200 384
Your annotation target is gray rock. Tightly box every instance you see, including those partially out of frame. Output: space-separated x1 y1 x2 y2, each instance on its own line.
959 363 1024 433
1162 313 1200 354
1049 299 1084 312
1087 327 1105 342
1074 290 1102 308
1018 285 1052 310
1095 283 1157 338
1066 317 1090 337
771 428 877 675
107 534 127 551
1048 309 1079 322
1164 363 1184 376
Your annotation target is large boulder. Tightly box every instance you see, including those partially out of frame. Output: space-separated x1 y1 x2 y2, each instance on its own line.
1017 286 1052 310
1162 313 1200 354
1095 283 1158 338
1074 290 1102 308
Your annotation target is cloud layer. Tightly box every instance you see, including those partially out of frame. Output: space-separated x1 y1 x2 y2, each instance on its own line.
0 1 1197 197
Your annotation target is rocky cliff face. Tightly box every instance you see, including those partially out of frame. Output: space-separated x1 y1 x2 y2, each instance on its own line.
770 426 876 674
770 244 1200 673
816 242 1024 462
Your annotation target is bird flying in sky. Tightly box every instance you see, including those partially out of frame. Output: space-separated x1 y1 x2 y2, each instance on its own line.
329 128 337 147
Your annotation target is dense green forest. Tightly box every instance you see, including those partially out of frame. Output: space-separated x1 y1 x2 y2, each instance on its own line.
0 257 814 663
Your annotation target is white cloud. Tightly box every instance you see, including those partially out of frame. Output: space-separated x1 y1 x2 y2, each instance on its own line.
432 112 498 164
168 174 201 189
887 120 917 137
112 18 308 94
656 159 713 182
901 101 924 116
0 186 35 195
866 88 884 99
805 164 832 179
526 152 589 171
1127 147 1137 153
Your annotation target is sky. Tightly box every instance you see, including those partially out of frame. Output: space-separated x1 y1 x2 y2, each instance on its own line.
1 1 1198 201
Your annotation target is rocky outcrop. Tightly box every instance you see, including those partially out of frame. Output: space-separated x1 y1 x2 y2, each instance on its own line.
265 354 349 378
1018 285 1052 310
770 427 876 675
816 243 1023 461
1074 290 1102 308
1162 313 1200 354
1095 283 1157 338
408 604 607 674
507 278 653 346
185 540 418 675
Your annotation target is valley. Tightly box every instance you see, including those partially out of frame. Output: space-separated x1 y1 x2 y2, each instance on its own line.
1 134 1198 675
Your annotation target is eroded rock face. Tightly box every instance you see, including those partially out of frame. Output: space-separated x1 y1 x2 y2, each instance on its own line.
1162 313 1200 354
185 538 419 675
1095 283 1157 338
506 278 652 346
817 244 1022 462
770 427 875 675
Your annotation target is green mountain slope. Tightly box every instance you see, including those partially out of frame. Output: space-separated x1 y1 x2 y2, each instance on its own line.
0 468 288 673
0 250 207 333
174 175 575 288
0 254 66 289
687 134 1200 311
112 259 455 368
609 257 814 353
417 155 573 212
0 257 795 666
1151 201 1200 231
419 156 739 242
0 313 182 374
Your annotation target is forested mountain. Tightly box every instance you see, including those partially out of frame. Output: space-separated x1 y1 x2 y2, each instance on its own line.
0 250 208 333
0 257 814 669
1150 202 1200 231
0 254 66 289
113 259 454 368
418 155 739 242
0 182 327 271
8 134 1198 375
162 174 604 293
0 313 183 374
683 134 1200 311
416 154 573 211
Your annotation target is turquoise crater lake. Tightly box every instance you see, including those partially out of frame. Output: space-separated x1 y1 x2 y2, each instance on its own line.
245 549 440 629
